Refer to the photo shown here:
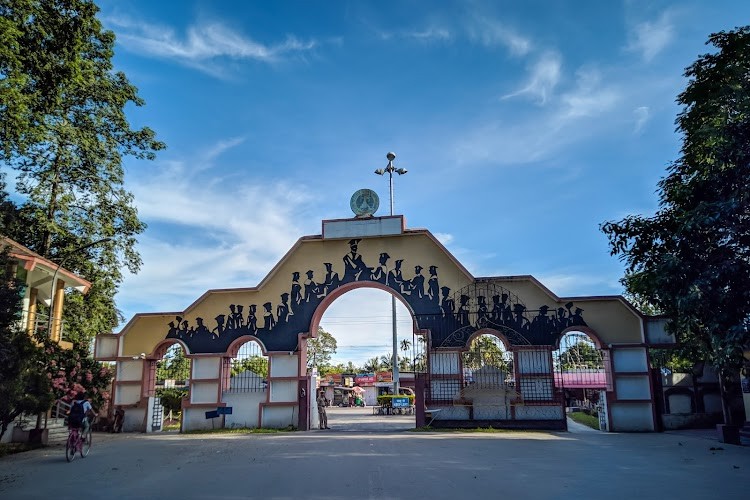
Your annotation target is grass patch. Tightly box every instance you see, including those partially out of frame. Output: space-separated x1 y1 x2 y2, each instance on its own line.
568 411 600 430
0 442 45 458
184 426 297 435
162 421 181 431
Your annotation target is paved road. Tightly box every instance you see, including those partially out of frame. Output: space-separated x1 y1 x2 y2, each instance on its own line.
2 410 749 499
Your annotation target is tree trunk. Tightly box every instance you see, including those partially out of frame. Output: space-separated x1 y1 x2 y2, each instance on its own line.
718 369 734 425
41 152 62 257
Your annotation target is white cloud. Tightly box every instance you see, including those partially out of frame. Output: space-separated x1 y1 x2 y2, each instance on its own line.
626 12 675 62
433 232 454 245
105 16 317 73
465 17 532 56
633 106 650 134
117 139 317 322
456 62 626 168
558 69 621 120
405 27 452 42
503 52 562 104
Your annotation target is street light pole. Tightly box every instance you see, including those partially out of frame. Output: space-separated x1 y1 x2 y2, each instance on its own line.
375 152 407 396
47 237 112 339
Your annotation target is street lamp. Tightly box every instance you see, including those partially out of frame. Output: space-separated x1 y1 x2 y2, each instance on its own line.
47 237 112 339
375 152 407 396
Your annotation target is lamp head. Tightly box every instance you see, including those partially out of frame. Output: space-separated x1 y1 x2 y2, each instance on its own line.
374 168 385 175
396 168 408 175
386 152 396 161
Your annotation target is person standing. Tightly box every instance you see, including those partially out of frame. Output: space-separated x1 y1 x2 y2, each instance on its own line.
317 391 330 429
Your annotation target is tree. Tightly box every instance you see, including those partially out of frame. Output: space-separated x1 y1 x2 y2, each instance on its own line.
231 356 268 378
156 345 190 383
558 342 602 371
307 327 337 372
379 354 393 370
0 0 165 345
601 27 750 424
463 334 509 372
362 357 383 372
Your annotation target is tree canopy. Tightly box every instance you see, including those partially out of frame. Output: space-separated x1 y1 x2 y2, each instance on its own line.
0 0 165 344
601 26 750 422
307 327 338 373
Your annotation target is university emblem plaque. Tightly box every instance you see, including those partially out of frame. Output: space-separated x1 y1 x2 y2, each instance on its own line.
350 189 379 217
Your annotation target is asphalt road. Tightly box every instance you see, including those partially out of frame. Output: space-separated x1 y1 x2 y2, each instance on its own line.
1 409 749 499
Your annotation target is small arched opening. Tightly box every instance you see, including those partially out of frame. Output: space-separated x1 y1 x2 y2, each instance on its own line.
553 329 608 429
220 337 269 428
148 341 191 432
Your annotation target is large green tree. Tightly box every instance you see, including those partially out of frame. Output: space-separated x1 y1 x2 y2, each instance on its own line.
0 0 165 344
307 327 338 373
601 26 750 424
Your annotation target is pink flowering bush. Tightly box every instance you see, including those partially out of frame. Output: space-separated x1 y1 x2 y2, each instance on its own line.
39 339 114 409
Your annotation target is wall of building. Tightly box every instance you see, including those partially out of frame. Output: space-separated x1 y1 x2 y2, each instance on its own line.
222 391 266 428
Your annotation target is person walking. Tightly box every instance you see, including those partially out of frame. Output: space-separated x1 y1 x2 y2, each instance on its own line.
317 391 330 429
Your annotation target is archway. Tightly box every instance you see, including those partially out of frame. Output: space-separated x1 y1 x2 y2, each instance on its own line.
100 216 656 432
221 338 269 428
459 332 516 420
306 284 424 431
553 329 609 430
151 342 191 432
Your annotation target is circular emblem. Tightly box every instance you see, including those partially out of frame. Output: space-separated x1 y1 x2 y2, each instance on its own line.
350 189 379 217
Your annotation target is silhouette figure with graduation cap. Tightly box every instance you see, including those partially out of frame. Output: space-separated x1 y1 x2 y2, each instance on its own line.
342 239 368 282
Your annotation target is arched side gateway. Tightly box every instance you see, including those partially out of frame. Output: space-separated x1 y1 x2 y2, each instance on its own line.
95 215 659 432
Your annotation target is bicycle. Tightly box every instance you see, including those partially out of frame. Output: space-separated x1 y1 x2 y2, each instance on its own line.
65 421 92 462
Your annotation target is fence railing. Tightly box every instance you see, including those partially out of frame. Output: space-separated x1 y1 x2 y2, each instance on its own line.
24 312 71 342
51 399 71 422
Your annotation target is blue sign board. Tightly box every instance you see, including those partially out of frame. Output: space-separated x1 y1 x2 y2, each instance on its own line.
205 410 219 419
392 397 410 408
217 407 233 415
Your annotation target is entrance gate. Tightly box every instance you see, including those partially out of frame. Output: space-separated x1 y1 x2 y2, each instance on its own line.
96 214 660 433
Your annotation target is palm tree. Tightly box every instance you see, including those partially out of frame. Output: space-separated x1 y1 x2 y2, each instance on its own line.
379 354 393 370
400 339 411 353
363 357 382 372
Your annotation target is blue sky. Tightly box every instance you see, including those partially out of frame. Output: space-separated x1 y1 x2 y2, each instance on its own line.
55 1 750 365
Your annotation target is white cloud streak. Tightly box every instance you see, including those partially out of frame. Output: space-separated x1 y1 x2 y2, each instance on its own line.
465 16 532 56
457 63 622 167
626 12 675 62
503 52 562 104
117 139 315 321
105 16 317 73
633 106 650 133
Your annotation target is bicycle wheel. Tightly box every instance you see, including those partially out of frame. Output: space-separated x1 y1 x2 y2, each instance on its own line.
81 429 92 457
65 433 77 462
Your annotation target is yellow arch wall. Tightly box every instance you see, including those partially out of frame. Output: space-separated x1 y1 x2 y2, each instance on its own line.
113 227 643 358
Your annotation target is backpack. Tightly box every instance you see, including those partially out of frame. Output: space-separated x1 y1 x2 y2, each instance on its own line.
69 401 86 427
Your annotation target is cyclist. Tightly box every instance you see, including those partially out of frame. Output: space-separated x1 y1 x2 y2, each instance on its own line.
68 392 98 435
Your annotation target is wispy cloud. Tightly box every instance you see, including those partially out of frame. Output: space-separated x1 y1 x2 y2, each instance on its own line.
105 16 317 74
626 11 675 62
117 139 317 321
465 16 532 56
633 106 650 133
406 27 452 42
376 26 452 43
456 63 623 167
558 68 620 120
503 52 562 104
433 232 454 245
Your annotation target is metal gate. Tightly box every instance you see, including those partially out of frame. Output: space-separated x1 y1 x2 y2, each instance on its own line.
423 332 564 428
